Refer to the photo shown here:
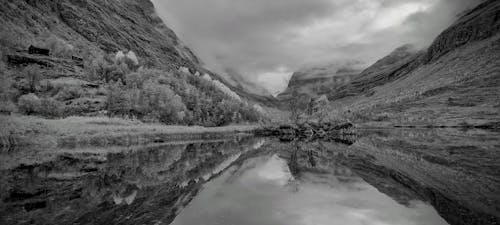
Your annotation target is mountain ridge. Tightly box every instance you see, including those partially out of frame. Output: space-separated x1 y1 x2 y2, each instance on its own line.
278 61 366 101
322 0 500 127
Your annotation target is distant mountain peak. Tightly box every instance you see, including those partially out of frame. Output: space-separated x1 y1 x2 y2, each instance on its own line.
277 61 366 99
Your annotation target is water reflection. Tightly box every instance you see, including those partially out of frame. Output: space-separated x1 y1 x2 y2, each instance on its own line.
172 153 447 225
0 137 265 225
1 129 499 225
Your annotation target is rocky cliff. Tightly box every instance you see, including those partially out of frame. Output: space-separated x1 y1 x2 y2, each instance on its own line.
325 0 500 127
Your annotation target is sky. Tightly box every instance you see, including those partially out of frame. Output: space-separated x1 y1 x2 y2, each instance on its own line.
152 0 482 95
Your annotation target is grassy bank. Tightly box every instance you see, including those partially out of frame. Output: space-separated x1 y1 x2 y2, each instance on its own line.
0 115 258 149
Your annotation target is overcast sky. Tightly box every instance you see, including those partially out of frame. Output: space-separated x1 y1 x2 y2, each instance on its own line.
152 0 481 94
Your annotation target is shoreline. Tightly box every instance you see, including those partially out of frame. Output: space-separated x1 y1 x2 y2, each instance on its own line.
0 115 258 149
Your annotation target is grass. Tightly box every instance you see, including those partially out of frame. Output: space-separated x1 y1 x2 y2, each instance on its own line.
0 115 258 149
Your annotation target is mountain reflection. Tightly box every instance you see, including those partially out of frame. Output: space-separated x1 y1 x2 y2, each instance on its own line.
172 152 447 225
1 129 499 225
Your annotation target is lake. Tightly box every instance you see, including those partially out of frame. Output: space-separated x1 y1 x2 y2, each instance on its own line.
1 128 499 225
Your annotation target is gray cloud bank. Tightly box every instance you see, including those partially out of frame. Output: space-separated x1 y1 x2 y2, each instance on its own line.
152 0 482 94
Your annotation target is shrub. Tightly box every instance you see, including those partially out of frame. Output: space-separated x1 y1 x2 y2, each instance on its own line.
13 79 31 94
18 93 41 115
55 86 84 101
84 55 107 81
38 79 54 94
85 54 128 82
0 100 16 114
0 60 17 109
0 61 17 114
64 98 105 116
44 35 74 58
125 71 144 89
39 98 64 118
239 104 261 122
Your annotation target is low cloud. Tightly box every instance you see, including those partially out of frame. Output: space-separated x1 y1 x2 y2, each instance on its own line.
152 0 482 94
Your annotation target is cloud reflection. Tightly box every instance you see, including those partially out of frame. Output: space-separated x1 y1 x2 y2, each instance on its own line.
172 154 448 225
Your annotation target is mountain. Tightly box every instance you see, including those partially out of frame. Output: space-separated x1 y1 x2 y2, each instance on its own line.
328 44 423 101
0 0 285 127
325 0 500 127
278 61 365 101
223 68 273 97
0 0 199 68
0 0 279 108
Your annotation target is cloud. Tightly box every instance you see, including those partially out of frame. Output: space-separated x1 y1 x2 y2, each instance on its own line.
152 0 482 94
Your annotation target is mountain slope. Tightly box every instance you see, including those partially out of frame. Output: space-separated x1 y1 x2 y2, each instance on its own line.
0 0 286 127
223 68 273 97
328 44 424 101
0 0 279 108
326 0 500 127
278 61 365 101
0 0 199 68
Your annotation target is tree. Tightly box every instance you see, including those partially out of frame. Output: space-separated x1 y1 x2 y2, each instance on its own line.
288 90 309 123
18 93 41 115
55 86 83 101
0 61 17 113
215 100 239 126
142 81 186 124
23 65 41 93
106 81 131 117
39 98 63 118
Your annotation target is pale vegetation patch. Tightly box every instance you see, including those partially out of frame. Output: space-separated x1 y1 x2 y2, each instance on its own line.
43 35 75 58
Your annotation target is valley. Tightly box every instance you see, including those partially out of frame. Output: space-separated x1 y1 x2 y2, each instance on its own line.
0 0 499 225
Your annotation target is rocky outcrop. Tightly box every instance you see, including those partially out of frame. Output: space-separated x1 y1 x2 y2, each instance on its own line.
425 0 500 62
254 122 355 143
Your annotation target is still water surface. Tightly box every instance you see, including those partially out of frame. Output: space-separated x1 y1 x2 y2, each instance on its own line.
1 129 499 225
172 154 447 225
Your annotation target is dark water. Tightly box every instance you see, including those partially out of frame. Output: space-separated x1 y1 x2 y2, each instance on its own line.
1 129 499 225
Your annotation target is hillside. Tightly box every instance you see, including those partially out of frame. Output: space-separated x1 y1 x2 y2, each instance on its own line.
321 0 500 127
328 44 423 101
0 0 279 127
0 0 198 68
